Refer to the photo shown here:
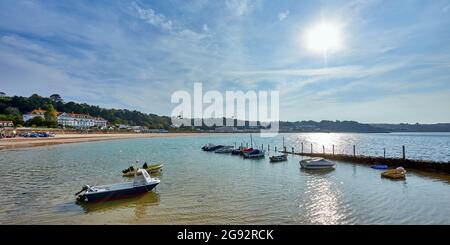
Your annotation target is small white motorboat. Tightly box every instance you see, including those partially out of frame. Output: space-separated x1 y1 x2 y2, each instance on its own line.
299 157 336 169
75 169 160 202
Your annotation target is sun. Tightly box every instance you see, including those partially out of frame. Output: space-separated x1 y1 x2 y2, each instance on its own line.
305 21 343 54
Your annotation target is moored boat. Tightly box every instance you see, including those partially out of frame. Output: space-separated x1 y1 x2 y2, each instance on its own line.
76 169 160 202
270 154 288 162
243 149 265 158
214 145 234 153
231 147 244 155
371 164 388 170
381 167 406 180
201 143 215 151
122 164 163 177
202 144 225 152
239 147 254 156
299 157 335 169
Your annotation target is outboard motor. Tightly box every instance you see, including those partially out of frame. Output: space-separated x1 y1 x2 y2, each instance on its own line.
75 185 90 202
75 185 90 196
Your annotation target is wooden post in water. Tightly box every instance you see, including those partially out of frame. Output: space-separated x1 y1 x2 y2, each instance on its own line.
275 146 277 152
268 144 270 151
332 145 335 155
353 145 356 156
284 146 286 152
402 145 405 160
246 142 248 148
383 148 386 158
301 142 304 153
261 144 263 150
322 145 325 154
311 144 313 154
292 147 294 154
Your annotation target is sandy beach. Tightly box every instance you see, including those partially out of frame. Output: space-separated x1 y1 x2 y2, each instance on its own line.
0 133 209 151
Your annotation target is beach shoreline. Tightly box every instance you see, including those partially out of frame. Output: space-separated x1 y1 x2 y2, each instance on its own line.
0 133 221 151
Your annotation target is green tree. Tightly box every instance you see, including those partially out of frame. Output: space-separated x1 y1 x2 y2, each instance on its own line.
44 103 58 127
50 94 63 103
5 107 21 117
26 116 46 127
0 114 13 121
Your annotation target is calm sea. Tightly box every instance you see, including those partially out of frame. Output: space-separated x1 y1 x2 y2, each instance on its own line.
0 132 449 224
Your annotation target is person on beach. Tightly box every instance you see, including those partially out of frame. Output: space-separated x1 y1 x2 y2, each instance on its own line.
143 162 148 168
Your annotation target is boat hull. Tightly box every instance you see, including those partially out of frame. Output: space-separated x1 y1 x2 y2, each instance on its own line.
243 154 265 158
300 164 335 169
203 145 224 151
299 158 335 169
215 147 234 153
270 155 287 162
231 150 241 155
381 169 406 180
85 183 159 202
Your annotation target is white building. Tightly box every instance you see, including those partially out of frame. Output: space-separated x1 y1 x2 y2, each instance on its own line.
118 124 130 129
22 109 46 122
0 121 14 127
57 113 107 128
23 110 107 128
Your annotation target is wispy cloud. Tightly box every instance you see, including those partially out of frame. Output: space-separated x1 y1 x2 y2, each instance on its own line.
132 2 173 31
229 61 405 79
278 10 289 21
131 2 208 41
443 4 450 13
225 0 255 16
202 24 209 32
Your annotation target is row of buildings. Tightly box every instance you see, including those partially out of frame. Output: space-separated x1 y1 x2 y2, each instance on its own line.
21 110 168 132
23 109 108 128
0 121 14 127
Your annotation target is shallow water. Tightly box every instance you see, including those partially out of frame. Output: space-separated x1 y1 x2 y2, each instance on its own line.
0 133 449 224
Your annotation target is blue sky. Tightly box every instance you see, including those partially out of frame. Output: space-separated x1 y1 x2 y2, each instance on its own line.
1 0 450 123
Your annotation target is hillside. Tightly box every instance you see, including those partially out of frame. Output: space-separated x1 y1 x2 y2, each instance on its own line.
279 120 390 133
371 123 450 132
0 93 171 129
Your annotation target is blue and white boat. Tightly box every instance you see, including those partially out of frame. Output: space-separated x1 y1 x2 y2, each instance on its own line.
75 169 160 202
243 149 265 158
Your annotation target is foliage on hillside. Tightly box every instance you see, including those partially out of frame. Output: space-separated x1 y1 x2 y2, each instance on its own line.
0 93 171 129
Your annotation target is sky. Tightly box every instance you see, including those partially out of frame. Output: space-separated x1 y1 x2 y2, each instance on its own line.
1 0 450 123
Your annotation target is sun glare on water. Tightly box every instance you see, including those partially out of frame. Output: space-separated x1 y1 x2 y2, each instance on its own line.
305 21 343 54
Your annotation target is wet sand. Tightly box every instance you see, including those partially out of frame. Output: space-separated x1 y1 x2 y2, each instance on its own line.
0 133 213 151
